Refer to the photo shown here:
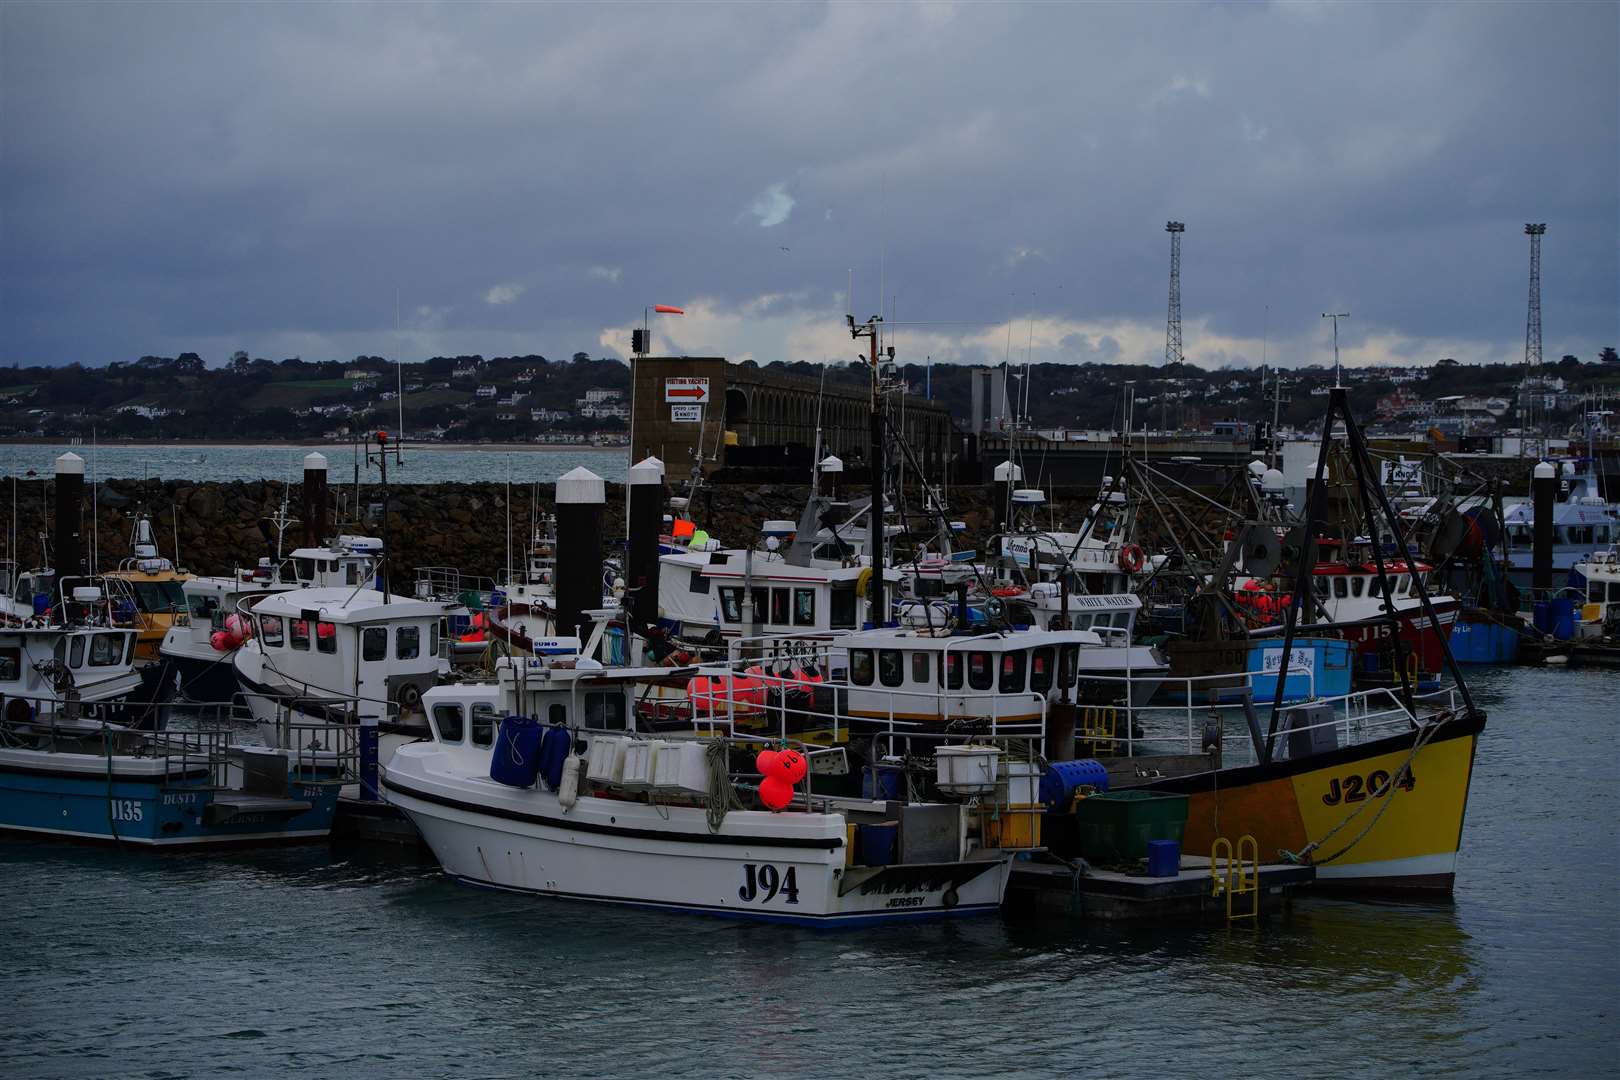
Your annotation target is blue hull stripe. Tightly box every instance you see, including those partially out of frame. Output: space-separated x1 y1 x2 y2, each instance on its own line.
446 874 999 927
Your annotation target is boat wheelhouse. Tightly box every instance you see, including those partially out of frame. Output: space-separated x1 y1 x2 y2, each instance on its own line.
232 587 450 750
1308 557 1460 676
657 548 899 639
1502 459 1619 588
159 538 382 701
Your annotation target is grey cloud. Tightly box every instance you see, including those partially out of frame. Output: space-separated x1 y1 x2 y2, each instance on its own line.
0 1 1614 369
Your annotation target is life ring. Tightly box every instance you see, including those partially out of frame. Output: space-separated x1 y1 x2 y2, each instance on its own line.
991 586 1025 598
1118 544 1146 574
855 566 873 599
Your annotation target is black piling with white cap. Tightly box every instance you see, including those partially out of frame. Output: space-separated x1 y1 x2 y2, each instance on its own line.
555 466 605 638
53 451 85 579
627 457 665 627
1532 460 1556 594
302 451 329 548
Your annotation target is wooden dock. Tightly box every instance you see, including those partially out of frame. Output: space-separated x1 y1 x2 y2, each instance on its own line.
1005 855 1315 922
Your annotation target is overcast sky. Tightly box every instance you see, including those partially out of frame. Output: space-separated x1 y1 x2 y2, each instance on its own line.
2 1 1615 372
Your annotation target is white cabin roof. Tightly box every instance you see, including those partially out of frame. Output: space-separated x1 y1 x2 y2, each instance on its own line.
251 587 445 623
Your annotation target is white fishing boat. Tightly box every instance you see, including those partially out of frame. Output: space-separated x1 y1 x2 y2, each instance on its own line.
383 655 1036 925
231 586 451 755
159 537 382 701
1501 458 1618 588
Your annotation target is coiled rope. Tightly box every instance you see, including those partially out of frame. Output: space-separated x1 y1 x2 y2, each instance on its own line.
704 738 742 832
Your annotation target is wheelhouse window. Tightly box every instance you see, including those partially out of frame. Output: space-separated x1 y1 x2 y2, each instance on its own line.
1333 577 1348 599
433 704 464 743
125 633 138 665
719 586 742 623
793 588 815 627
829 586 857 630
262 616 284 648
188 594 218 622
396 625 420 660
584 691 627 731
316 621 337 653
549 703 567 726
429 621 439 658
69 635 85 667
470 703 496 747
752 588 769 623
878 649 903 688
0 647 19 681
999 650 1027 694
967 651 992 691
1030 647 1055 693
1060 644 1080 688
911 651 931 684
290 619 311 651
940 651 964 690
850 649 874 686
687 569 710 594
362 626 387 662
87 634 119 665
1350 577 1365 598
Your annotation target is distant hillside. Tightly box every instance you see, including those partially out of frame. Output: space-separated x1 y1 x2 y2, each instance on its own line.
0 348 1614 441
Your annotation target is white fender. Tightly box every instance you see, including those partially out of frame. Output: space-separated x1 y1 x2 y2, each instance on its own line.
558 753 581 808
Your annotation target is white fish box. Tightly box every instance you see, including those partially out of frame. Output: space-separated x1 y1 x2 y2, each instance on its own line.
619 740 659 791
935 745 1001 796
585 736 627 783
653 740 712 796
1000 760 1041 806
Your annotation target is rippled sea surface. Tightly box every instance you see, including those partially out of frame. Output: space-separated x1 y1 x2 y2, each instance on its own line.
2 666 1615 1079
1 442 622 485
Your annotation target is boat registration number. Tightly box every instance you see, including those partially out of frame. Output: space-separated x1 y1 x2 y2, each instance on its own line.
1322 768 1415 806
738 863 800 905
110 799 144 822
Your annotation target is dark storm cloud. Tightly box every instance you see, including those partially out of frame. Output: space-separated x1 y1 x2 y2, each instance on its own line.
1 1 1615 369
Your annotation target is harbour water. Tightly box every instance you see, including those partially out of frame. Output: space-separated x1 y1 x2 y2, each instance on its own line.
0 442 623 485
2 665 1615 1079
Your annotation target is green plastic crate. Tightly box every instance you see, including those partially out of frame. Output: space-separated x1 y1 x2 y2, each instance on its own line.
1074 790 1189 862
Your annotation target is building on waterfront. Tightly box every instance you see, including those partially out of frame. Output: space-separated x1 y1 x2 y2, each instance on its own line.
628 355 953 478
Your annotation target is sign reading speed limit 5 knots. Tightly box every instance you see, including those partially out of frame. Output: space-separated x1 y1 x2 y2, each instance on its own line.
664 377 710 404
670 404 702 422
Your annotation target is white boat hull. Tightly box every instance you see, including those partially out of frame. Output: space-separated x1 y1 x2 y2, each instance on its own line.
384 749 1012 926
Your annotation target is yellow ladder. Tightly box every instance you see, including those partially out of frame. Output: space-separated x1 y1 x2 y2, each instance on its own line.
1210 835 1260 923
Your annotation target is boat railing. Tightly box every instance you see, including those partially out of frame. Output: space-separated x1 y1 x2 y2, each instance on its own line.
414 566 498 606
163 693 363 783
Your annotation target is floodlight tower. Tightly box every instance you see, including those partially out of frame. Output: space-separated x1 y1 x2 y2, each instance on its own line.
1522 223 1547 458
1163 221 1186 433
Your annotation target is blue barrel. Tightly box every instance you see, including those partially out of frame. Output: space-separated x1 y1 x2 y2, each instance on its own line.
489 716 542 788
1532 600 1551 633
1039 758 1110 809
1146 838 1181 877
1549 597 1575 641
538 725 572 790
31 593 49 616
861 765 903 801
857 823 898 866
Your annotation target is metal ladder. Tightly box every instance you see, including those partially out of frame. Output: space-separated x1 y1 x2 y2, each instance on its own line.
1210 835 1260 923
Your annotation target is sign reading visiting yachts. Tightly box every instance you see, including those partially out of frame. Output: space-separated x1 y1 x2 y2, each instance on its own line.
664 377 710 404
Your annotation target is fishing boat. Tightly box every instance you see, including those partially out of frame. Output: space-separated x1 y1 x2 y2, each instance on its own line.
1304 546 1459 678
158 536 382 701
99 515 192 663
0 711 347 847
231 586 451 753
1088 386 1488 894
383 655 1034 925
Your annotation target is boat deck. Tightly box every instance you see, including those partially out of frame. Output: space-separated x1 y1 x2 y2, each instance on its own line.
1006 855 1315 922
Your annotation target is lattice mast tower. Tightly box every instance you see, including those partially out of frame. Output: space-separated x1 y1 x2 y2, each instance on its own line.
1522 223 1547 458
1163 221 1186 433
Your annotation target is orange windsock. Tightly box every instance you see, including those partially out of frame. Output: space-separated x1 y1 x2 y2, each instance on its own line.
654 304 685 314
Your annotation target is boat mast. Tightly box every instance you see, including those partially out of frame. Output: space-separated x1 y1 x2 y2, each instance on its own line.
849 312 885 624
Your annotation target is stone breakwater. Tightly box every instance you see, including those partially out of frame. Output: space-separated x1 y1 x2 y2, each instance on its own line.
3 479 1108 583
